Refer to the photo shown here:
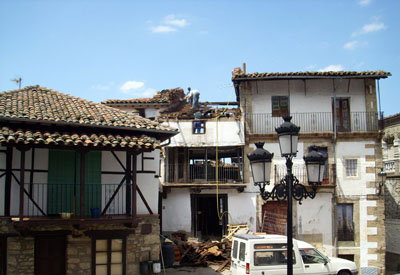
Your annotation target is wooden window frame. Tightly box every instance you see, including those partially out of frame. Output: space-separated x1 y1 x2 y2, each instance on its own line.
272 96 290 117
91 234 127 275
193 120 206 135
345 159 358 177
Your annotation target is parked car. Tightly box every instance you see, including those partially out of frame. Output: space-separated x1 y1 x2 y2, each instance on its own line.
231 234 358 275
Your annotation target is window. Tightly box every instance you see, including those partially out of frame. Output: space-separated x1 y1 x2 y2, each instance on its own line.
345 159 358 177
300 248 326 264
272 96 289 117
93 237 126 275
232 240 238 259
254 243 296 266
337 204 354 241
239 242 246 261
193 121 205 134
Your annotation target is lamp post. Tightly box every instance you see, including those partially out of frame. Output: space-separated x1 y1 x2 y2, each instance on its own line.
247 116 326 275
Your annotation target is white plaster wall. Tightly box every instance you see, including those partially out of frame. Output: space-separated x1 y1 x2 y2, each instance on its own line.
162 188 258 233
335 141 376 196
297 192 333 255
165 119 244 147
7 148 49 216
386 219 400 254
102 150 160 215
248 79 366 114
162 188 192 232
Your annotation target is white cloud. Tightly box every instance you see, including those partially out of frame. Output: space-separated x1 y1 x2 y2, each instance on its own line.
343 40 368 50
120 81 145 93
344 40 359 50
150 14 188 34
358 0 372 6
163 14 187 28
362 22 386 33
319 65 344 72
352 21 386 36
151 25 177 33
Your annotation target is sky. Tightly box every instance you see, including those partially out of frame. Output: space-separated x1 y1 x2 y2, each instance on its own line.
0 0 399 116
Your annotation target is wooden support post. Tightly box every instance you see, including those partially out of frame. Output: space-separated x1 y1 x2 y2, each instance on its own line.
4 147 12 216
132 153 137 217
18 148 27 219
125 151 132 215
80 151 86 219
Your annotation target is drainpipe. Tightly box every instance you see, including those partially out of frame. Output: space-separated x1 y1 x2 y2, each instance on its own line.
332 78 343 257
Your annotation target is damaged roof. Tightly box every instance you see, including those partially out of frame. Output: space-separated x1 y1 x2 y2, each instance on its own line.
102 88 185 105
0 86 178 149
232 70 391 81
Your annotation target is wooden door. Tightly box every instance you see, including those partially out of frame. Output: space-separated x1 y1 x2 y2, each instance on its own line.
35 235 66 275
333 98 351 132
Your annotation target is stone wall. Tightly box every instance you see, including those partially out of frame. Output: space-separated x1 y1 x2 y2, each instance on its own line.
1 215 160 275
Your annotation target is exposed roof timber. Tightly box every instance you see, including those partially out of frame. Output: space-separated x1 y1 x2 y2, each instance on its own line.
202 101 239 106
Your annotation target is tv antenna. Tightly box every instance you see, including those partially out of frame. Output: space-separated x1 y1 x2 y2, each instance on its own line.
11 77 22 89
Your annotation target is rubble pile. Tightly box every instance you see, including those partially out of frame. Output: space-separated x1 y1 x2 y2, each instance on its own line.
178 239 232 272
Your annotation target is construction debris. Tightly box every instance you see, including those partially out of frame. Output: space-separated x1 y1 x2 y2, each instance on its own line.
178 239 232 273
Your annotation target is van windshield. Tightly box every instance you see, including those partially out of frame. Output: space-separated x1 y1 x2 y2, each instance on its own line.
254 250 296 266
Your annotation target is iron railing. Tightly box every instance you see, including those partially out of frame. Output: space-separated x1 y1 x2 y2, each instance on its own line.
13 183 129 217
245 112 378 134
273 164 333 186
165 164 243 183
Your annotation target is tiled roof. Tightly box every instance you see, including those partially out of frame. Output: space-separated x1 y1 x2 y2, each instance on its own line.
0 86 176 132
102 88 184 105
232 70 391 80
0 126 160 149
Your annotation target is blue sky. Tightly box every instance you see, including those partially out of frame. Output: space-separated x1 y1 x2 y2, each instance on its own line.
1 0 399 116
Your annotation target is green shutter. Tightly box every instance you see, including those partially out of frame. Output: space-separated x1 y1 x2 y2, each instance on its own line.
47 150 101 216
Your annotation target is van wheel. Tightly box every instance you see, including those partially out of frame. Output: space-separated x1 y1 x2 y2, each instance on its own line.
337 271 350 275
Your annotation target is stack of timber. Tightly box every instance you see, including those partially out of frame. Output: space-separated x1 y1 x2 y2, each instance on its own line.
179 239 232 273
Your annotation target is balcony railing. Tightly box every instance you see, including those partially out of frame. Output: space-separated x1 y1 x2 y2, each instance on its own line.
165 164 243 183
245 112 378 134
12 183 129 217
273 164 333 186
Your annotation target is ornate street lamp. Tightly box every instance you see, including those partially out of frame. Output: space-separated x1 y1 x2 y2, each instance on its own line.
378 168 387 195
247 116 326 275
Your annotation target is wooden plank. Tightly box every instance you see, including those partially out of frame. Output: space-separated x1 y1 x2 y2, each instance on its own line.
216 259 230 272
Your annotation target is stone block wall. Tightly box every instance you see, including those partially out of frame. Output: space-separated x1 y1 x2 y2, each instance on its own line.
1 215 160 275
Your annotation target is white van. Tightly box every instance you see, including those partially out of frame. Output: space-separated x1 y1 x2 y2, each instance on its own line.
231 234 358 275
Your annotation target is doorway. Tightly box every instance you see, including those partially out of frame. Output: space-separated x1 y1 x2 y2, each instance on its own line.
35 235 66 275
333 98 351 132
191 194 228 240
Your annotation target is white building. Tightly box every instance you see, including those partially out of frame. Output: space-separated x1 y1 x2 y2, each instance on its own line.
103 88 258 240
232 68 390 275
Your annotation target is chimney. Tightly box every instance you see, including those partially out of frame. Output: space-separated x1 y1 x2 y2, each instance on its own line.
242 63 246 74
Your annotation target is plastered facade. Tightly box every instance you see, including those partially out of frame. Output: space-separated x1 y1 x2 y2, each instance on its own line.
237 77 385 274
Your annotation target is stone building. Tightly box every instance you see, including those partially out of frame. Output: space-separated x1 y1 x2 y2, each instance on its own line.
232 68 390 274
0 86 177 275
382 113 400 274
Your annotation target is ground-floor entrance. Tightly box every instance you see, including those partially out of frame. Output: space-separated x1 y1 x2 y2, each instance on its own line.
191 194 228 240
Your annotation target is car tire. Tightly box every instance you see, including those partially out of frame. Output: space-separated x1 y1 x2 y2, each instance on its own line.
337 271 351 275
